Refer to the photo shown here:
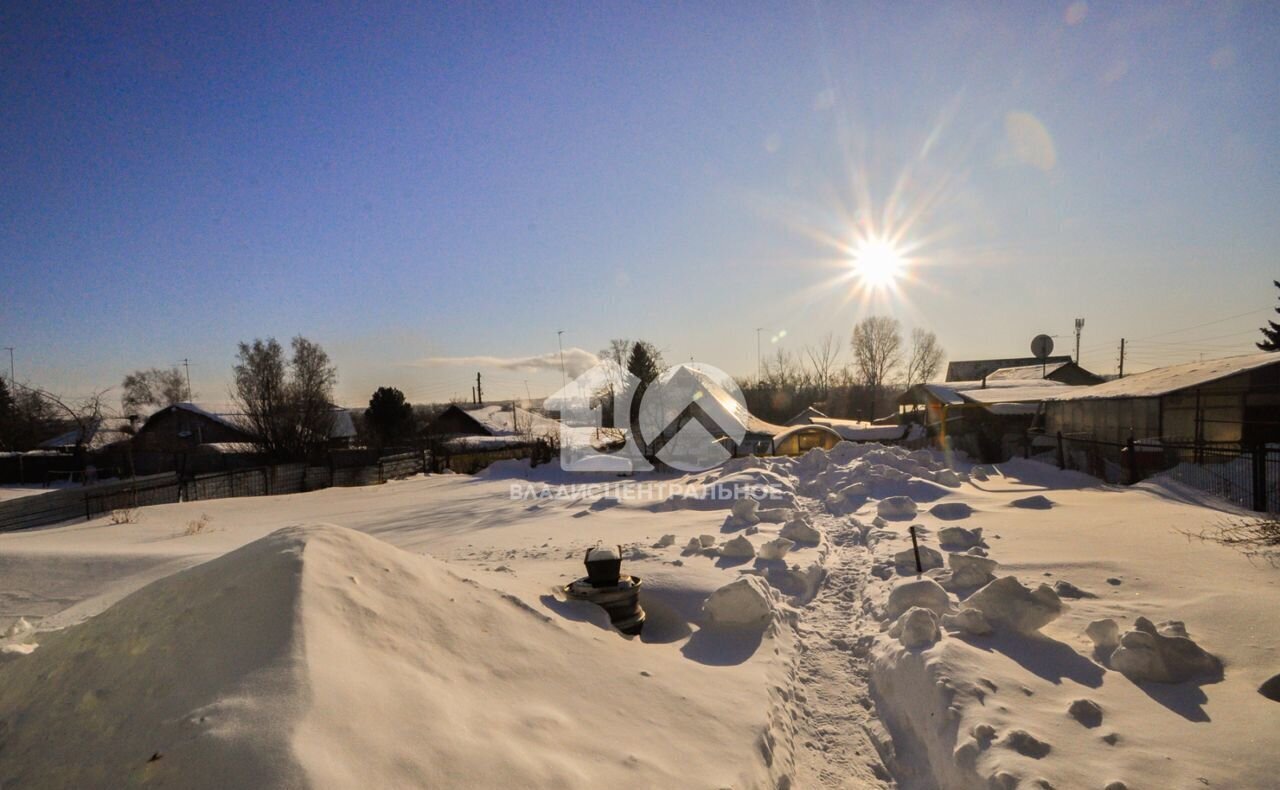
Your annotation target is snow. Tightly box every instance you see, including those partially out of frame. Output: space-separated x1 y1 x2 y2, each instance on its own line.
1 442 1278 788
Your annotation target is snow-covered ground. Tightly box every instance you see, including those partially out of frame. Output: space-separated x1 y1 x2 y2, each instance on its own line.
1 444 1276 788
0 482 75 503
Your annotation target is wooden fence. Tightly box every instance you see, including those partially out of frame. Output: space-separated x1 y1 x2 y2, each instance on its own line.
0 451 431 534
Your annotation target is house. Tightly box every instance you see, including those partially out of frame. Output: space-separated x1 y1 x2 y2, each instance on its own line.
132 402 357 454
946 355 1074 382
1043 352 1280 446
426 403 563 450
986 361 1105 386
898 379 1073 461
132 403 260 453
37 417 136 454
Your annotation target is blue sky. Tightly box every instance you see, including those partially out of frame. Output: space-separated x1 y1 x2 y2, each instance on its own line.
2 2 1278 405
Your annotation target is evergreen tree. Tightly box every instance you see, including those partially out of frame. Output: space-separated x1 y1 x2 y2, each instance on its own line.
365 387 415 447
1259 280 1280 352
625 341 663 385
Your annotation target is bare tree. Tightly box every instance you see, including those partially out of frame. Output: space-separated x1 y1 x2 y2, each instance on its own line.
761 348 801 389
905 328 945 388
232 336 337 459
288 336 338 454
13 383 111 458
804 332 843 395
121 367 189 413
851 316 903 419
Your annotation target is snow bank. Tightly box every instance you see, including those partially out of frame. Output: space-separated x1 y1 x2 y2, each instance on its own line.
0 525 780 788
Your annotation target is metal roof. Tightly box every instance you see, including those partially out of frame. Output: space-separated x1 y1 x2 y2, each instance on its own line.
1047 352 1279 401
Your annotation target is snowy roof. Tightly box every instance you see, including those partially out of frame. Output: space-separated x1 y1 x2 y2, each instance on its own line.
461 404 562 439
1047 352 1280 401
809 417 909 442
987 362 1069 381
770 423 845 446
38 417 135 452
141 402 356 441
946 355 1072 382
785 405 829 426
910 380 1065 409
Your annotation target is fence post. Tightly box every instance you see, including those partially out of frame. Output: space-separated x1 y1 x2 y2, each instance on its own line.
1056 431 1065 470
421 449 428 475
1126 435 1137 485
1252 445 1267 513
262 467 270 496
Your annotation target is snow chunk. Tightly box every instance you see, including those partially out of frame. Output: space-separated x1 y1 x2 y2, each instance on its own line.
889 607 941 649
1068 698 1103 727
730 497 759 526
964 577 1063 634
946 552 998 589
655 534 676 547
699 534 717 548
756 537 794 561
719 535 756 559
893 545 943 572
938 526 984 550
886 578 951 619
1011 494 1054 510
702 576 776 628
780 517 821 544
929 502 973 520
941 607 992 636
1109 616 1222 684
1085 619 1121 654
756 508 793 524
1002 729 1051 758
877 496 918 520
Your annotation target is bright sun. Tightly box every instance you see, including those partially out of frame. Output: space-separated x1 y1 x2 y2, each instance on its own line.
850 236 906 289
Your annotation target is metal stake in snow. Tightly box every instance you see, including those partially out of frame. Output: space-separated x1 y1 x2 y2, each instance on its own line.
909 525 923 575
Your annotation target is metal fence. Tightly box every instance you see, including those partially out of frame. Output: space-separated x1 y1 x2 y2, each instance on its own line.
0 451 432 533
1037 431 1279 513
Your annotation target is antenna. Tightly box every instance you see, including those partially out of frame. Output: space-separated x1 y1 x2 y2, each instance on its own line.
1073 318 1084 364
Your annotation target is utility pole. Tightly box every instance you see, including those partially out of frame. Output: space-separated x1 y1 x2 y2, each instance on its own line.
1073 318 1084 364
755 328 764 382
181 358 192 401
3 347 13 384
471 386 476 404
475 372 483 405
556 330 566 389
1118 338 1125 378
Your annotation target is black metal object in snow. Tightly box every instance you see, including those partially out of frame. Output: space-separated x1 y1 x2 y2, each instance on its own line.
909 525 923 575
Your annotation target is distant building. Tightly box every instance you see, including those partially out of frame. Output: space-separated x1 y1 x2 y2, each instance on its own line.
132 402 356 454
1043 352 1280 446
946 355 1074 382
426 403 562 450
986 361 1104 386
898 379 1072 461
132 403 257 453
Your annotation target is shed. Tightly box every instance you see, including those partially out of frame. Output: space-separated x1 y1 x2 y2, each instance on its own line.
1043 352 1280 446
899 379 1071 461
770 424 843 456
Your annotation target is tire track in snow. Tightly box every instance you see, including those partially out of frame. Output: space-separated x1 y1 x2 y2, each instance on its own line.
791 501 896 788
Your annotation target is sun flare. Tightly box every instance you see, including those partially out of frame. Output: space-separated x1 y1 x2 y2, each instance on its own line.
850 236 907 290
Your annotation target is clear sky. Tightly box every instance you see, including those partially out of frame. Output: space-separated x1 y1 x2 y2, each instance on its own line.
3 2 1278 406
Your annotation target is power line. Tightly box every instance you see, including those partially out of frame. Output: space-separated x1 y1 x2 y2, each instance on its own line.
1130 305 1272 342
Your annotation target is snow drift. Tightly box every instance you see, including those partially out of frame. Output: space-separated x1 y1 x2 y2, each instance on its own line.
0 525 778 789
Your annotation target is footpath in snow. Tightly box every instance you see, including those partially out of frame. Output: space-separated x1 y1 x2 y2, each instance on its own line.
1 442 1277 788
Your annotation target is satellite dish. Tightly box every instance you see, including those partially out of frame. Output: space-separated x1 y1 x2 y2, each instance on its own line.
1031 334 1054 360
